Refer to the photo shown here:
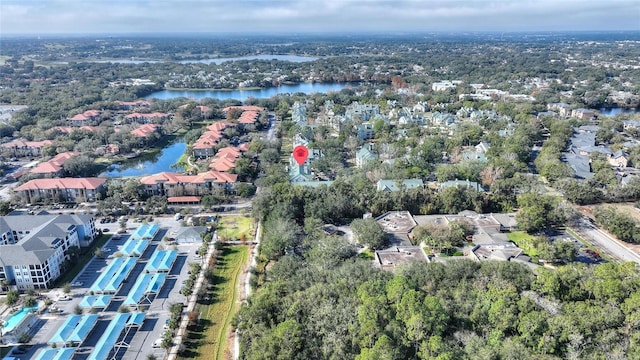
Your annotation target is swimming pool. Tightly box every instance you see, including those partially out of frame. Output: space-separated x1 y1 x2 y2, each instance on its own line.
1 306 38 335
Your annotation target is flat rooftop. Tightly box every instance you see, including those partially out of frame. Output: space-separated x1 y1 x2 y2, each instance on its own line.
376 211 417 234
376 246 429 269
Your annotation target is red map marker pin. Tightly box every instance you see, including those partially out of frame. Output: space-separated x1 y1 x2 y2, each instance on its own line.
293 145 309 165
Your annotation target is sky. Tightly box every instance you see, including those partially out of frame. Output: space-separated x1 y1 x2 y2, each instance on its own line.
1 0 639 35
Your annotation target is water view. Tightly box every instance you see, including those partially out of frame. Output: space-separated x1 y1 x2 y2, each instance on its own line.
146 82 351 101
599 107 640 116
103 142 186 177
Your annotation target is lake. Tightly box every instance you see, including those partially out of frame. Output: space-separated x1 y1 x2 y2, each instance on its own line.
103 142 186 177
146 82 351 101
600 107 640 116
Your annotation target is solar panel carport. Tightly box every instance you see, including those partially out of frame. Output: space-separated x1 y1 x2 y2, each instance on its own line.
33 347 77 360
89 257 137 294
119 239 150 257
131 223 160 240
144 249 178 272
123 272 167 308
79 294 112 308
49 314 98 346
88 312 146 360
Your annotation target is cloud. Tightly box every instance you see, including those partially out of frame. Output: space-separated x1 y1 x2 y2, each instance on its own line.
1 0 638 34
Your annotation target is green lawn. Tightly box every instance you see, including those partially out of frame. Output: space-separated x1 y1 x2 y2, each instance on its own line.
53 233 111 287
216 216 254 241
179 245 249 360
507 231 539 257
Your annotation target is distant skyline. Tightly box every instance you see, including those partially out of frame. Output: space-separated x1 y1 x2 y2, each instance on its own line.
1 0 639 35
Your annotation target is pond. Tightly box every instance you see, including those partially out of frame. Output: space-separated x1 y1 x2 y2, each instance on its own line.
102 142 186 177
599 107 640 116
145 82 352 101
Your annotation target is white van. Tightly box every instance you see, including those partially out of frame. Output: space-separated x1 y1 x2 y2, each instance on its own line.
175 213 183 221
152 338 163 348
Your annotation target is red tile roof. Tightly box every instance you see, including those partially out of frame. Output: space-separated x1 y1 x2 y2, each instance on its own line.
209 157 236 172
69 110 100 122
193 131 223 150
140 171 237 185
238 111 259 124
125 112 169 121
222 105 264 113
131 124 160 138
30 151 79 174
207 121 233 132
15 177 106 191
1 139 53 149
167 196 201 203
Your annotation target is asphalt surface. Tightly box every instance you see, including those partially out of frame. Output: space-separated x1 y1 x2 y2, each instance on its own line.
574 219 640 264
17 217 205 360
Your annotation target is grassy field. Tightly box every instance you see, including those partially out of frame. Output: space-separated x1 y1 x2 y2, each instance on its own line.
216 216 254 241
507 231 539 257
179 245 249 360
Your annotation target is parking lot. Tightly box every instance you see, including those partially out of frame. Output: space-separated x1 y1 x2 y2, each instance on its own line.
19 216 207 360
545 228 603 264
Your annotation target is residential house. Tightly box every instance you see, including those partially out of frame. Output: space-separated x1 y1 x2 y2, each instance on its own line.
30 151 79 178
193 132 223 158
50 126 99 134
69 110 101 126
355 143 379 168
1 139 53 158
376 179 424 192
125 112 169 124
439 179 484 192
623 120 640 131
345 102 380 122
14 178 107 204
238 111 259 125
609 150 629 168
115 100 151 110
547 103 571 117
140 171 238 196
571 108 595 120
209 146 243 172
429 112 455 127
131 124 161 139
356 122 375 140
0 214 97 290
562 152 593 180
291 102 307 127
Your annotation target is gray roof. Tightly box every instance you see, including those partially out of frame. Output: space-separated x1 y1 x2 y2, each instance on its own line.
562 152 593 179
0 214 93 266
174 226 208 241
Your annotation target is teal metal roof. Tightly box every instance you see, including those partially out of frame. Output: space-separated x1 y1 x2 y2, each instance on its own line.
49 315 82 344
126 312 146 327
124 273 166 306
68 314 99 343
131 223 160 240
79 295 112 308
90 257 137 293
104 257 137 293
33 347 76 360
120 239 150 257
88 313 129 360
144 250 178 272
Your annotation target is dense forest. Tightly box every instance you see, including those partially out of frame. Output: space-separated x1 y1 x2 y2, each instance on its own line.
235 232 640 359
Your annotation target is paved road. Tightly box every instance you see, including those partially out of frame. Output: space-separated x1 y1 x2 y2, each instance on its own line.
574 219 640 263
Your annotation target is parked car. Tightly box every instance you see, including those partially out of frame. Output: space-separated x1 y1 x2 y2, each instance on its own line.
71 281 83 287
